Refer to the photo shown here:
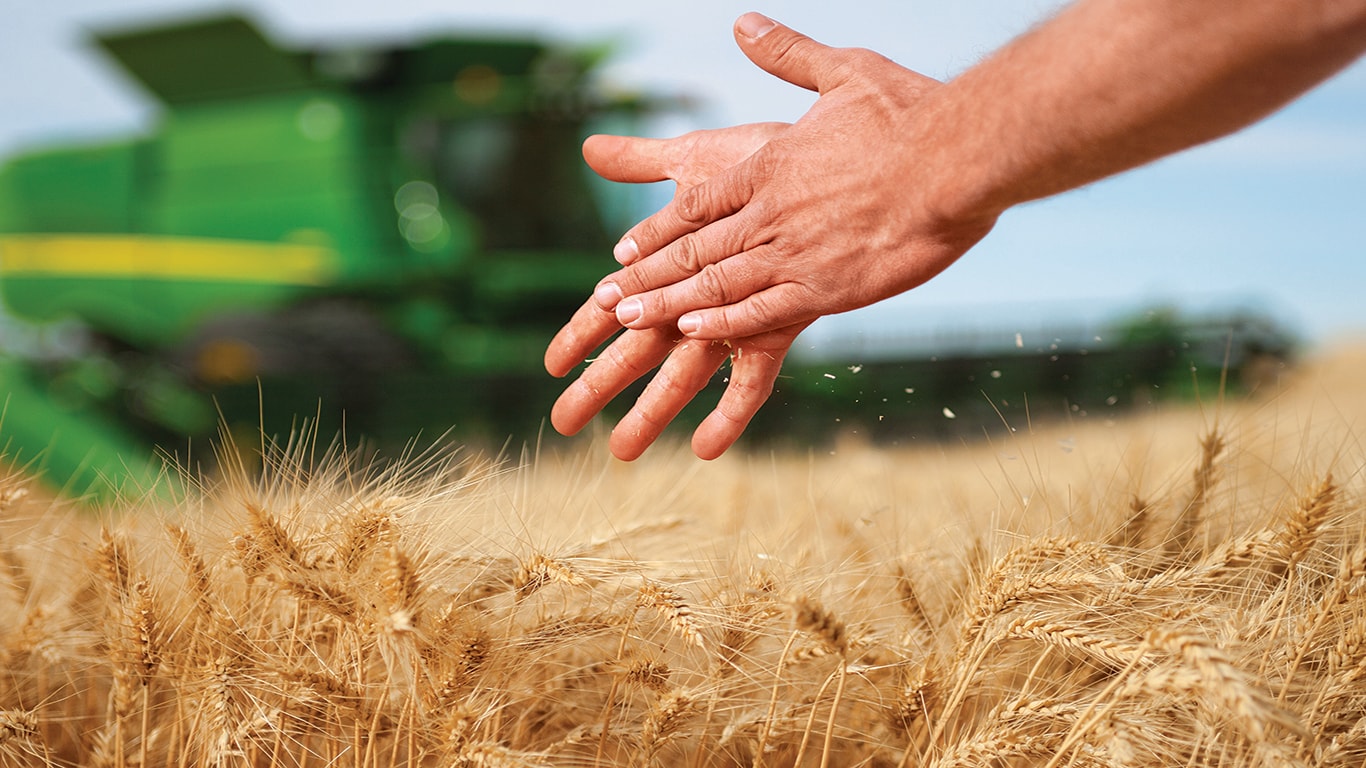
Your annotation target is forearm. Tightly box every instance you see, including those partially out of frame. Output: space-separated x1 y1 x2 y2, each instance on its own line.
924 0 1366 224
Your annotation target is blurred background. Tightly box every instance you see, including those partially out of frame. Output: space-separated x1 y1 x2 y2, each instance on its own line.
1 0 1363 498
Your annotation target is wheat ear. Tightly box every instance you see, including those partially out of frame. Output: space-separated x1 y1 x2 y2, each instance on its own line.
1164 429 1225 566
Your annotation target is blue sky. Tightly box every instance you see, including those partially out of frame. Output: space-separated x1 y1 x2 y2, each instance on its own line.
3 0 1364 350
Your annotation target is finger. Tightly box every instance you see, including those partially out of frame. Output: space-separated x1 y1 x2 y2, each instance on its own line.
594 214 763 314
611 243 778 330
583 134 677 184
615 157 760 267
669 123 790 186
549 327 678 437
608 339 732 461
733 13 850 93
587 123 788 196
545 298 624 378
676 282 821 341
690 325 804 460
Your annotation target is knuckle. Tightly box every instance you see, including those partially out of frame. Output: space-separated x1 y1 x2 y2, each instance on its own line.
642 367 689 405
741 291 778 327
561 377 599 416
634 389 674 433
642 367 680 401
643 291 673 322
717 379 772 424
631 406 668 434
674 184 713 226
673 234 705 275
609 270 641 298
842 47 888 72
604 341 648 379
768 35 809 70
748 146 780 185
826 47 889 85
731 373 774 402
695 264 733 305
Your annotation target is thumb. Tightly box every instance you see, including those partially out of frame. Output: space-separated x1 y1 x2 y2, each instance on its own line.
733 12 847 92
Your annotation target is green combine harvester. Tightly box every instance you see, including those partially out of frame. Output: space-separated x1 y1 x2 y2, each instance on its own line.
0 14 641 498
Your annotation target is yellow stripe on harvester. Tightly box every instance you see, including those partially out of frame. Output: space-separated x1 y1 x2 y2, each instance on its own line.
0 234 336 285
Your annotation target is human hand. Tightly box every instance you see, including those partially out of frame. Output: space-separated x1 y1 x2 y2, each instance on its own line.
590 13 998 342
546 123 803 461
547 313 808 461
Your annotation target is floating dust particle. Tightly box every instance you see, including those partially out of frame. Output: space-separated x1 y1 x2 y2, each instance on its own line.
824 373 837 380
990 370 1001 379
942 407 956 419
848 365 863 374
904 387 915 394
1015 332 1023 348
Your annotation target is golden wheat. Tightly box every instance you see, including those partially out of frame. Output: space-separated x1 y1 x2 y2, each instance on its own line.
0 347 1364 766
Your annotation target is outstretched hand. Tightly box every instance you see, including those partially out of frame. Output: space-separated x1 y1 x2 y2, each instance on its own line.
549 1 1366 459
548 13 998 460
589 13 996 342
545 123 806 461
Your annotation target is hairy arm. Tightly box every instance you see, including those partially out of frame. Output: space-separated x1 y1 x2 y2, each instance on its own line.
923 0 1366 227
600 0 1366 340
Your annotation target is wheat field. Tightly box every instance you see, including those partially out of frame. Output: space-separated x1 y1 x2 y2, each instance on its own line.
2 346 1365 767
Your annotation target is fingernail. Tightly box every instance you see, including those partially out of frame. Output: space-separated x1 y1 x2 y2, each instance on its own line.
736 12 777 39
613 237 639 265
617 298 643 325
594 281 623 309
679 314 702 334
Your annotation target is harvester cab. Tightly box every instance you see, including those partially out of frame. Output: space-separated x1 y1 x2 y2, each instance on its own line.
0 14 640 499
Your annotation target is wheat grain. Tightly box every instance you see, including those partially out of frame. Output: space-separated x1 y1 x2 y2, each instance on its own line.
1275 475 1337 570
620 658 672 693
638 581 705 649
96 526 134 598
167 523 216 618
1145 627 1304 741
640 688 698 762
383 543 423 635
1165 428 1225 566
336 505 394 573
514 553 586 601
243 502 306 570
1004 617 1144 669
0 708 37 746
791 596 848 658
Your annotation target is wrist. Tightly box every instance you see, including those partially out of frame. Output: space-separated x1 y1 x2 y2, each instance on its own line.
904 93 1009 244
